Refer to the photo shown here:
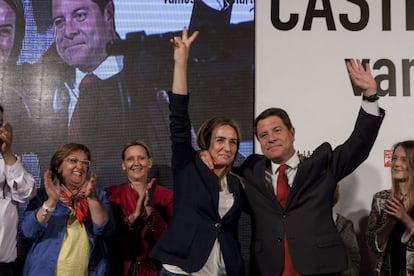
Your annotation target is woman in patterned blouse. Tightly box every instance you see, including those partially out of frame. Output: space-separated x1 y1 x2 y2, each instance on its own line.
366 140 414 275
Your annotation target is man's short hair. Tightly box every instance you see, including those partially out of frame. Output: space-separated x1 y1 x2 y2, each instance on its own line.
49 0 112 14
91 0 112 12
254 107 293 137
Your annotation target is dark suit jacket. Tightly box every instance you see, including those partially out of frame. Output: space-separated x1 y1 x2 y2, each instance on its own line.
150 93 245 275
237 108 384 276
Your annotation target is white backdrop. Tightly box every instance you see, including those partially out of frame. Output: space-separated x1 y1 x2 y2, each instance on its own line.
256 0 414 271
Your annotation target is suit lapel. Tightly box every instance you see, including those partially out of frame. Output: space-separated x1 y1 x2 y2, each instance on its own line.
250 158 281 209
285 147 325 209
195 156 220 212
285 155 307 210
285 165 302 210
222 174 240 218
264 159 276 197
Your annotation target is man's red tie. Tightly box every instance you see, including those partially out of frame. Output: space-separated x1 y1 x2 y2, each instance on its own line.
276 164 300 276
68 74 99 142
276 164 290 207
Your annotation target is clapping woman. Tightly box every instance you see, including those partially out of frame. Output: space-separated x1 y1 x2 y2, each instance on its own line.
105 140 173 276
21 143 115 276
367 140 414 275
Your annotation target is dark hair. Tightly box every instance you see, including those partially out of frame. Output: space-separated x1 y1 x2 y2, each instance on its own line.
0 104 4 113
4 0 25 64
50 143 91 182
197 116 241 155
122 140 152 160
254 107 293 137
50 0 112 13
90 0 112 12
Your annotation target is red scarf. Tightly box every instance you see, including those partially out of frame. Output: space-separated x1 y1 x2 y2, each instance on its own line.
60 185 90 225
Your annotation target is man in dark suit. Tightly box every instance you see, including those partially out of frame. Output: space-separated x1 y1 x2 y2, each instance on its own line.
243 59 384 275
202 59 385 275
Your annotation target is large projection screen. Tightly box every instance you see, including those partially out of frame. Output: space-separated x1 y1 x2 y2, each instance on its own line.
5 0 255 188
4 0 254 267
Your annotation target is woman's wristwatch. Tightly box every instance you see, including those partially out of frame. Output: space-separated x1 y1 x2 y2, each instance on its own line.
41 202 56 217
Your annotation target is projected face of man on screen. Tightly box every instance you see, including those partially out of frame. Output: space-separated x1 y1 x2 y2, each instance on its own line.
0 0 16 64
35 0 174 188
51 0 116 72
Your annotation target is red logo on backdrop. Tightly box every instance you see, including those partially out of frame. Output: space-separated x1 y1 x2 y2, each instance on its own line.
384 149 392 167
